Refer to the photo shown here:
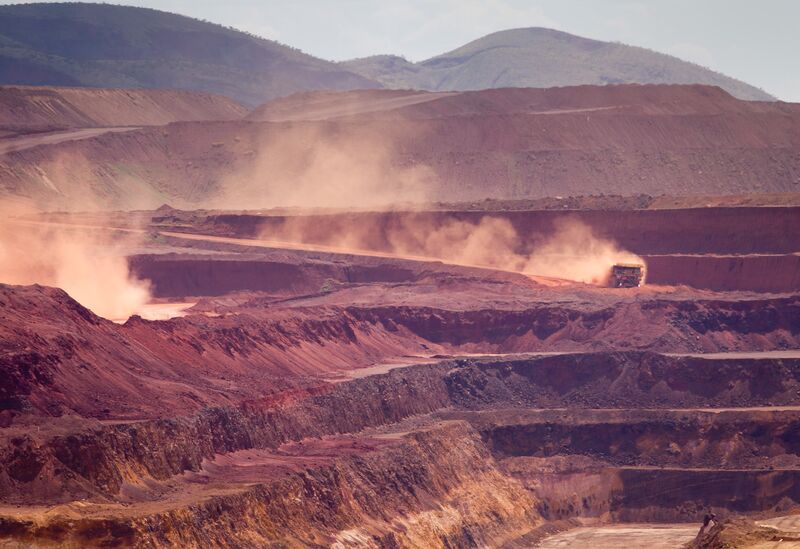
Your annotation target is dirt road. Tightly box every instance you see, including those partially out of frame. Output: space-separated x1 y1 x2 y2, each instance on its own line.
0 127 139 155
534 524 698 548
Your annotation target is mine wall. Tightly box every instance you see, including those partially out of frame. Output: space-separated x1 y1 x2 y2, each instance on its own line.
129 254 344 298
483 414 800 468
4 353 789 500
345 297 800 353
5 354 800 505
129 253 444 298
644 253 800 292
7 284 798 422
443 353 800 409
0 363 454 503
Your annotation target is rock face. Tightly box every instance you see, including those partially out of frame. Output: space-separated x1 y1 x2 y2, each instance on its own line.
4 350 800 546
1 424 540 548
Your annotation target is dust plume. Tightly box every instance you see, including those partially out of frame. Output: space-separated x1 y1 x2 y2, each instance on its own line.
29 149 166 212
213 123 436 210
259 214 644 285
522 218 645 285
0 208 151 320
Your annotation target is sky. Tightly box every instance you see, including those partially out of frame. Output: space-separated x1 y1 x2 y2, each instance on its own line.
4 0 799 101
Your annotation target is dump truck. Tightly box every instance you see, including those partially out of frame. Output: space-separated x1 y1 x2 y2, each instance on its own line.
611 263 644 288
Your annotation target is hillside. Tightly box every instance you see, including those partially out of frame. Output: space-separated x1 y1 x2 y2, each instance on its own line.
0 85 247 132
3 85 799 210
0 3 378 106
341 27 773 101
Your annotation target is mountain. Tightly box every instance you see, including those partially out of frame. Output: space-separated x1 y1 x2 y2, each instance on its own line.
0 3 379 106
341 27 773 101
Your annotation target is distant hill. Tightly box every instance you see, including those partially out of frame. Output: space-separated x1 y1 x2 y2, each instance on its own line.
0 3 379 106
341 28 773 101
0 86 247 131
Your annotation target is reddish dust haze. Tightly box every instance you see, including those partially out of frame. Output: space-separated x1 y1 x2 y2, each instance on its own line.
261 215 644 285
522 218 645 284
213 124 435 210
0 213 151 319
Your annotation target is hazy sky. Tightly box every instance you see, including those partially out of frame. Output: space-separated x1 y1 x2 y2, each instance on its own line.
5 0 799 101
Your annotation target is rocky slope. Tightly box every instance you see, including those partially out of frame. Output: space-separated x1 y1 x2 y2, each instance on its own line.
0 86 247 133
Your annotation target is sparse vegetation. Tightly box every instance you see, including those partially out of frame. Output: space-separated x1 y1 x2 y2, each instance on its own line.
342 28 773 101
0 3 377 106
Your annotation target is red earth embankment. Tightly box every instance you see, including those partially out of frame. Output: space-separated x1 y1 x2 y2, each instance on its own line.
645 254 800 292
2 281 798 419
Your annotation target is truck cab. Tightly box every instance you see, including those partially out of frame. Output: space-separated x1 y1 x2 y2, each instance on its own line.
611 263 644 288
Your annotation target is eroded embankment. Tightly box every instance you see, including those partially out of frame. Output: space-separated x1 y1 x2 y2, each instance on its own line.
0 423 541 549
3 353 800 545
5 282 798 420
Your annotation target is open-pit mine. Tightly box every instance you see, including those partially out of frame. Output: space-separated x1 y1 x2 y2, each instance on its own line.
1 60 799 549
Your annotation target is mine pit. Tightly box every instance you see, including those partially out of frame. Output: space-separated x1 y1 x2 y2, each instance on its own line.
1 75 799 547
1 203 799 546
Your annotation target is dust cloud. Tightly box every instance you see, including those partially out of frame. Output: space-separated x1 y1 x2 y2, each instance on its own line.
522 218 645 284
259 215 644 285
213 124 435 210
0 208 151 320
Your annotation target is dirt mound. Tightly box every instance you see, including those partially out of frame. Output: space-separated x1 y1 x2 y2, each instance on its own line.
3 85 800 209
0 86 246 132
689 517 800 548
